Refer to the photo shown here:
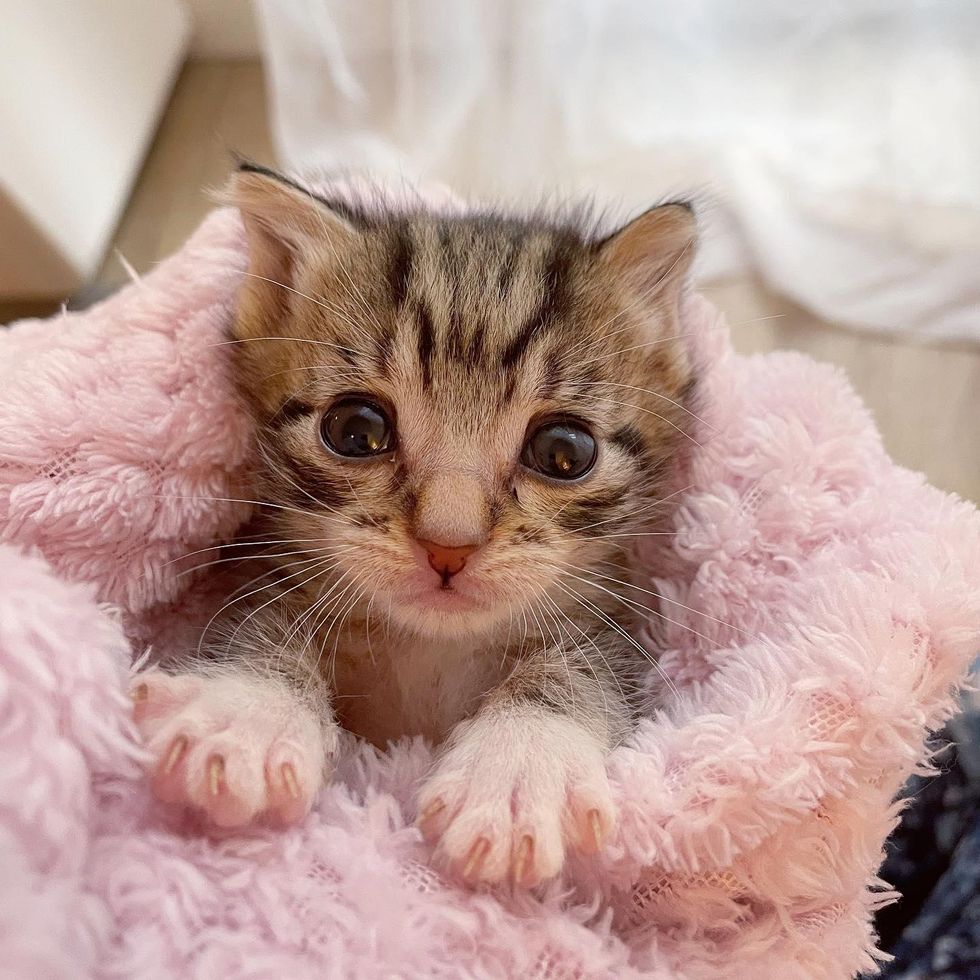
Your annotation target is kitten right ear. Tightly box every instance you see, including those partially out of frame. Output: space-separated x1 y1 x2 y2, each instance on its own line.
597 202 697 310
218 164 359 334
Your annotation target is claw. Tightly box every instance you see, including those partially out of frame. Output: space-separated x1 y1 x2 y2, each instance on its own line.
586 808 604 852
208 755 225 796
513 835 535 884
418 798 445 826
162 735 188 776
281 762 300 800
462 836 492 880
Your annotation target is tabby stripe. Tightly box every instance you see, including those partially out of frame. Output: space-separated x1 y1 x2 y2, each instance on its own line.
496 239 520 300
269 397 316 428
448 277 464 361
467 320 486 366
610 425 646 459
539 348 564 400
375 328 394 377
387 226 413 310
553 488 627 532
278 455 347 510
500 245 571 368
416 301 435 387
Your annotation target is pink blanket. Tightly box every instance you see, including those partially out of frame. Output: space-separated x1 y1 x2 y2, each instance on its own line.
2 193 979 980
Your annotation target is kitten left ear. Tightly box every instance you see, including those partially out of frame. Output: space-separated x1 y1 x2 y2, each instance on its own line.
597 203 697 306
220 162 359 255
218 163 360 336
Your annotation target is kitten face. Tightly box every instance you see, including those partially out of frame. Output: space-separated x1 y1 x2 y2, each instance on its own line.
226 167 697 640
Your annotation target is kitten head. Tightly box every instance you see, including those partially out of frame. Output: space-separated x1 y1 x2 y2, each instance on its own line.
223 165 697 640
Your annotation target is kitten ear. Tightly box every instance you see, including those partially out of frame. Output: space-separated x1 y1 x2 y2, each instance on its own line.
218 163 360 334
597 203 697 307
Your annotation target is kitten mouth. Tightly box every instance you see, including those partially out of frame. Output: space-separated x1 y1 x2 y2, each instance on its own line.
397 576 484 614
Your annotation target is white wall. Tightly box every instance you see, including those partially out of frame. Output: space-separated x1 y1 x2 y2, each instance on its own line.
183 0 260 57
0 1 190 298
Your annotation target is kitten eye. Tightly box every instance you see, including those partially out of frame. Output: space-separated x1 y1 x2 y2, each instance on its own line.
522 420 597 480
320 398 394 458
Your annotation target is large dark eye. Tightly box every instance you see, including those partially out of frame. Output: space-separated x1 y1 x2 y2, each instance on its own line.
522 420 597 480
320 398 394 458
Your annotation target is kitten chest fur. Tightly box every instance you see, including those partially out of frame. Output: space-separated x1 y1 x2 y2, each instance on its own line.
331 629 509 746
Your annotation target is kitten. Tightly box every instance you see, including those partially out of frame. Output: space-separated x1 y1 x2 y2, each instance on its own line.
132 164 697 887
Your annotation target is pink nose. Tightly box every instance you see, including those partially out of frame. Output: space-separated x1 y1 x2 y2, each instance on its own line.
417 539 480 578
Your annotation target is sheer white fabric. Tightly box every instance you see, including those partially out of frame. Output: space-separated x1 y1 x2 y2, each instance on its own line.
255 0 980 341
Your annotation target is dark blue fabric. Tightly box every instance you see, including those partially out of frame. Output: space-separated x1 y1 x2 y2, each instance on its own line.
873 709 980 979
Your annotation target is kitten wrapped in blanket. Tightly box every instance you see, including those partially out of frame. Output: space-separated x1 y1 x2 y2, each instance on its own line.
132 165 698 887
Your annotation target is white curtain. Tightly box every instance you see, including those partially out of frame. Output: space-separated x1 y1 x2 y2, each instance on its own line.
255 0 980 342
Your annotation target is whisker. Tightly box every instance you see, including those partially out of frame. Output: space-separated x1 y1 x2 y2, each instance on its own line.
258 364 365 384
148 493 348 527
311 578 365 691
279 568 357 665
210 335 364 357
256 438 349 517
591 380 717 432
579 336 696 368
198 554 341 657
175 545 346 578
222 555 351 654
552 579 679 699
528 598 577 715
540 591 618 719
219 270 370 354
583 531 677 540
577 392 705 450
728 313 787 328
569 484 694 536
566 236 697 359
559 568 721 650
562 561 757 639
164 536 333 566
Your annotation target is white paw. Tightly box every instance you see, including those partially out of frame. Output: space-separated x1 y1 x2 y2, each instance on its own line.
131 670 334 828
417 712 615 887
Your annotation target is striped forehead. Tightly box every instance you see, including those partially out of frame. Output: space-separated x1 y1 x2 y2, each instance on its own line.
382 216 598 388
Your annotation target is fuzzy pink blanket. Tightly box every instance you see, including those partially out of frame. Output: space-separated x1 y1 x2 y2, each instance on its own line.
2 190 979 980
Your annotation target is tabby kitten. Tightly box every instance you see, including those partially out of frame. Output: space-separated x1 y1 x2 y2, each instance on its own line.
132 164 697 887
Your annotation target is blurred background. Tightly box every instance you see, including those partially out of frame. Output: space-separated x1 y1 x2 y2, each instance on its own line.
1 0 977 509
2 3 979 973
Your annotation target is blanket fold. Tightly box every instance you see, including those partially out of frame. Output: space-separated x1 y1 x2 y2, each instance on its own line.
1 187 978 979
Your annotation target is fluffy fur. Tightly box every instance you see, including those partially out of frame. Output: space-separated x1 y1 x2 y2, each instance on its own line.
0 181 978 978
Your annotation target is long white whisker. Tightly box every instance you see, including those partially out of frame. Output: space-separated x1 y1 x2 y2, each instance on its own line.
148 493 346 524
176 545 346 578
591 380 717 432
569 484 694 536
198 554 341 657
577 392 705 450
562 561 756 639
553 578 679 699
541 591 617 718
165 536 334 566
559 568 719 651
218 270 370 354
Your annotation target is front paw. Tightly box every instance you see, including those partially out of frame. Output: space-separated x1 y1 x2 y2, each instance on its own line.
417 713 615 887
131 670 335 828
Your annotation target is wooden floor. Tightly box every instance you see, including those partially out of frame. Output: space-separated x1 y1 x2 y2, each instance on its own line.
15 59 980 502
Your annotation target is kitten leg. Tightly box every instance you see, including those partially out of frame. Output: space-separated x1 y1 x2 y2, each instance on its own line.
417 647 631 886
131 613 339 828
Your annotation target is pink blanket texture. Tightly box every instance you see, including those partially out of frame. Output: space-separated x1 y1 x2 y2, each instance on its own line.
1 186 979 980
